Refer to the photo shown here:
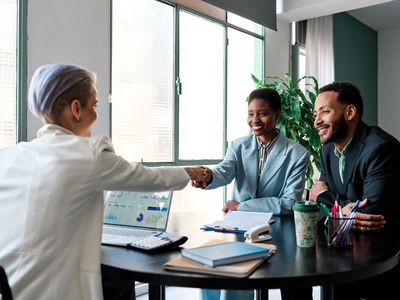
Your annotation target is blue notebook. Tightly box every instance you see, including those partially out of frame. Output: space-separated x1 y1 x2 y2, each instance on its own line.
181 241 271 268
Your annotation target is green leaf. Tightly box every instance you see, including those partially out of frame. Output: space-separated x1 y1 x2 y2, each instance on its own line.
290 95 301 121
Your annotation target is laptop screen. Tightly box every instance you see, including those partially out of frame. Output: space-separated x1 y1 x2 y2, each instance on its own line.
103 191 173 230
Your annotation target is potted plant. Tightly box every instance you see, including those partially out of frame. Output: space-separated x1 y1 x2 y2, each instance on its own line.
251 73 321 188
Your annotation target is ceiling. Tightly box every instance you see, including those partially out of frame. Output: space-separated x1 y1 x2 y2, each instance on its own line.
277 0 400 31
348 0 400 30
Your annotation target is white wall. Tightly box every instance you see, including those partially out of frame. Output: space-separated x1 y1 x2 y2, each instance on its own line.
378 27 400 140
265 19 291 78
27 0 110 140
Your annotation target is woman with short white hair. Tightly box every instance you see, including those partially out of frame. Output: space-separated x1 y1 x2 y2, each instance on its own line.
0 63 205 300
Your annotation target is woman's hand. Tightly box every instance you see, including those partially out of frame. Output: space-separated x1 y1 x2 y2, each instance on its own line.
222 200 239 213
186 166 212 188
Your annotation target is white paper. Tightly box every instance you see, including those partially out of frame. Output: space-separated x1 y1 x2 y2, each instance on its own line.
204 211 273 231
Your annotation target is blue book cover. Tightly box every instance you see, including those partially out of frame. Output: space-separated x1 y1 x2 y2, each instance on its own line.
181 241 270 268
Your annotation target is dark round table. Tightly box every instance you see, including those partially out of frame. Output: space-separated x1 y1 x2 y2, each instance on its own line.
101 211 399 300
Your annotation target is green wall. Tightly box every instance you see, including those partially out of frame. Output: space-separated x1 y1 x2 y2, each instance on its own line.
333 13 378 125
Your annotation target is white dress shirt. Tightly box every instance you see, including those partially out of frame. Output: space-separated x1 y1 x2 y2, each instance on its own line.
0 124 189 300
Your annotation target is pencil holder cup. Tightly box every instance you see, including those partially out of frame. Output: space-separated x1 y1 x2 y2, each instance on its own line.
326 216 355 247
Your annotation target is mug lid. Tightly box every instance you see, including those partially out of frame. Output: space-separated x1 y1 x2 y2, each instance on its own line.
293 201 320 212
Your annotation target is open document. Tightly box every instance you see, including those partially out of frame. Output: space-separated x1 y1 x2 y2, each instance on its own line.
202 211 273 233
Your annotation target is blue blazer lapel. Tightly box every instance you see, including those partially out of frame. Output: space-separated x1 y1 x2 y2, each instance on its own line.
243 136 260 194
258 135 287 190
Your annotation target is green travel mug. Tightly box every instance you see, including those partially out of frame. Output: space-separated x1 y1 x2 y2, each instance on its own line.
293 201 320 247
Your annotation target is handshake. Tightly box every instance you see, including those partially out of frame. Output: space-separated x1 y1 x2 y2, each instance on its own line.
184 166 213 189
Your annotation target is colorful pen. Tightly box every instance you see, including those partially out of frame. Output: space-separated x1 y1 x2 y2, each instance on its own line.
351 200 360 213
319 203 331 216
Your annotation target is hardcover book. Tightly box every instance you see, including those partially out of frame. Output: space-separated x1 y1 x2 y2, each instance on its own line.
181 240 272 268
163 240 276 277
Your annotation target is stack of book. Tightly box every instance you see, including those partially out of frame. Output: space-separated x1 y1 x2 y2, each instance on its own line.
163 240 276 277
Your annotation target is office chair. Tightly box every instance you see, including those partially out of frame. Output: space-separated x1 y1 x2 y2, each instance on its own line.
0 265 13 300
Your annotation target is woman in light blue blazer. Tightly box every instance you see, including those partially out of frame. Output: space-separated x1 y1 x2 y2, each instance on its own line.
193 88 312 300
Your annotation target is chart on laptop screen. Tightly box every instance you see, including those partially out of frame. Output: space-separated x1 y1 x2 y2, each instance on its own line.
103 191 172 229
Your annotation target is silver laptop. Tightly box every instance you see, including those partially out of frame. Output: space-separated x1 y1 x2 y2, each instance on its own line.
102 190 173 246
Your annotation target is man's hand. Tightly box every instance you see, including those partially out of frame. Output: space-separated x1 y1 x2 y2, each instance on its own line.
343 198 386 232
309 178 328 201
222 201 239 213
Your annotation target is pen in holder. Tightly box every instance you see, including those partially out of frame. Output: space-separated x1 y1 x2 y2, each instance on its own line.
326 200 359 247
326 215 355 247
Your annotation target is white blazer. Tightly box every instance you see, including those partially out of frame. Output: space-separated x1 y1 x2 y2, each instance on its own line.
0 124 190 300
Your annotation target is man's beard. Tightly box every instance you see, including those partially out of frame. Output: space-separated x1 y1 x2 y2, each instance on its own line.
321 115 348 145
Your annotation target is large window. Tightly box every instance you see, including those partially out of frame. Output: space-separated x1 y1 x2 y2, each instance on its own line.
112 0 264 212
227 26 263 143
178 11 224 160
0 0 17 147
291 21 307 91
112 0 174 163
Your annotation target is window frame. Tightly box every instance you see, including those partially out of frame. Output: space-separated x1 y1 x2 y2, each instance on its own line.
17 0 28 142
173 5 227 167
291 21 307 85
0 0 26 145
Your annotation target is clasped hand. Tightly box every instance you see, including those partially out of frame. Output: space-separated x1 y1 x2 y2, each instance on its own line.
185 166 212 185
190 167 212 189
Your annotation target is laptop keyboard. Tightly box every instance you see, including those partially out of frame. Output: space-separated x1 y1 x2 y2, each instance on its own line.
130 232 188 251
102 226 188 251
103 226 157 238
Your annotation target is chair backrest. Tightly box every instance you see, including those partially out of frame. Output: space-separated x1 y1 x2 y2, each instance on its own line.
0 265 13 300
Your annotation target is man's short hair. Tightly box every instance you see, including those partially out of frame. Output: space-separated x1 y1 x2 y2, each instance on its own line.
318 81 364 118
